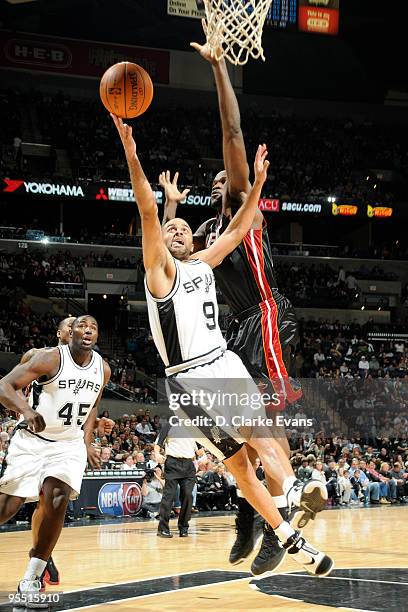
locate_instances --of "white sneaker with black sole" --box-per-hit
[15,576,49,609]
[286,479,328,529]
[284,530,334,577]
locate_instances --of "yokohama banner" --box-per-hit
[0,30,169,83]
[298,0,339,35]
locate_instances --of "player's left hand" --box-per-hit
[97,417,115,436]
[87,444,101,469]
[190,19,222,65]
[254,144,269,184]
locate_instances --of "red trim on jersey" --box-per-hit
[243,227,301,408]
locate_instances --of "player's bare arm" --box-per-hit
[111,113,176,298]
[195,144,269,269]
[0,348,61,432]
[83,361,111,468]
[191,27,250,197]
[160,170,190,226]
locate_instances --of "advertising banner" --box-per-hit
[0,30,170,83]
[298,0,339,35]
[167,0,204,19]
[1,178,395,218]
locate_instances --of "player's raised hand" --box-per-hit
[190,19,221,65]
[159,170,190,203]
[110,113,137,160]
[22,406,46,433]
[254,144,269,184]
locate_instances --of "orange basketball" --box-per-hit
[99,61,154,119]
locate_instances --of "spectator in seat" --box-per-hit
[388,461,408,501]
[203,464,229,511]
[379,462,398,503]
[141,466,165,517]
[100,446,115,469]
[337,468,352,505]
[358,355,370,379]
[136,415,155,442]
[311,460,327,485]
[366,460,392,504]
[358,459,382,504]
[121,453,138,470]
[297,458,312,482]
[325,460,340,504]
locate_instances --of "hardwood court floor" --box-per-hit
[0,507,407,611]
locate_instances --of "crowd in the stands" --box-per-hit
[2,88,407,204]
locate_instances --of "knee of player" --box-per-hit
[45,488,70,512]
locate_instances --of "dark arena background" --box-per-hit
[0,1,407,611]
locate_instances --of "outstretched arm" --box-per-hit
[111,114,175,298]
[195,145,269,269]
[191,29,250,200]
[159,171,190,226]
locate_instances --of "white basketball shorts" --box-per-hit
[0,428,87,501]
[167,349,268,460]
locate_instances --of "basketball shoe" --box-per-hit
[16,576,49,609]
[42,556,60,585]
[283,530,334,576]
[285,479,328,529]
[229,498,263,564]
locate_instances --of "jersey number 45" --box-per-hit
[58,402,91,427]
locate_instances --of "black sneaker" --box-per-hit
[284,530,334,577]
[157,530,173,538]
[43,556,60,586]
[229,509,263,565]
[250,524,286,576]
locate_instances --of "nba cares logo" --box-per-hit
[98,482,142,517]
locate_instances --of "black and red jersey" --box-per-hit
[203,213,279,315]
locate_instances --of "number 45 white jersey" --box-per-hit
[145,258,226,376]
[28,344,104,441]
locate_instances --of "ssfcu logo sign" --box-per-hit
[98,482,142,517]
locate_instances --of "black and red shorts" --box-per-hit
[226,289,301,410]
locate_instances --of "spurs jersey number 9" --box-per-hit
[29,344,104,441]
[145,258,226,375]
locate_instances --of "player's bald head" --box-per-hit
[162,218,193,261]
[71,315,98,330]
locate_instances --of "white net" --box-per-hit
[202,0,272,66]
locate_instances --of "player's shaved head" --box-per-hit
[162,218,193,261]
[71,315,98,330]
[57,316,75,331]
[56,316,76,345]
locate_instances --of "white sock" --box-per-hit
[274,520,296,545]
[272,495,287,509]
[282,476,297,496]
[23,557,47,580]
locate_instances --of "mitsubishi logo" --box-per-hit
[96,188,108,201]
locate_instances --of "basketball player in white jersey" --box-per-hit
[112,113,333,577]
[0,314,110,605]
[18,316,114,589]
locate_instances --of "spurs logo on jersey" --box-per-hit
[28,344,104,441]
[145,258,226,375]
